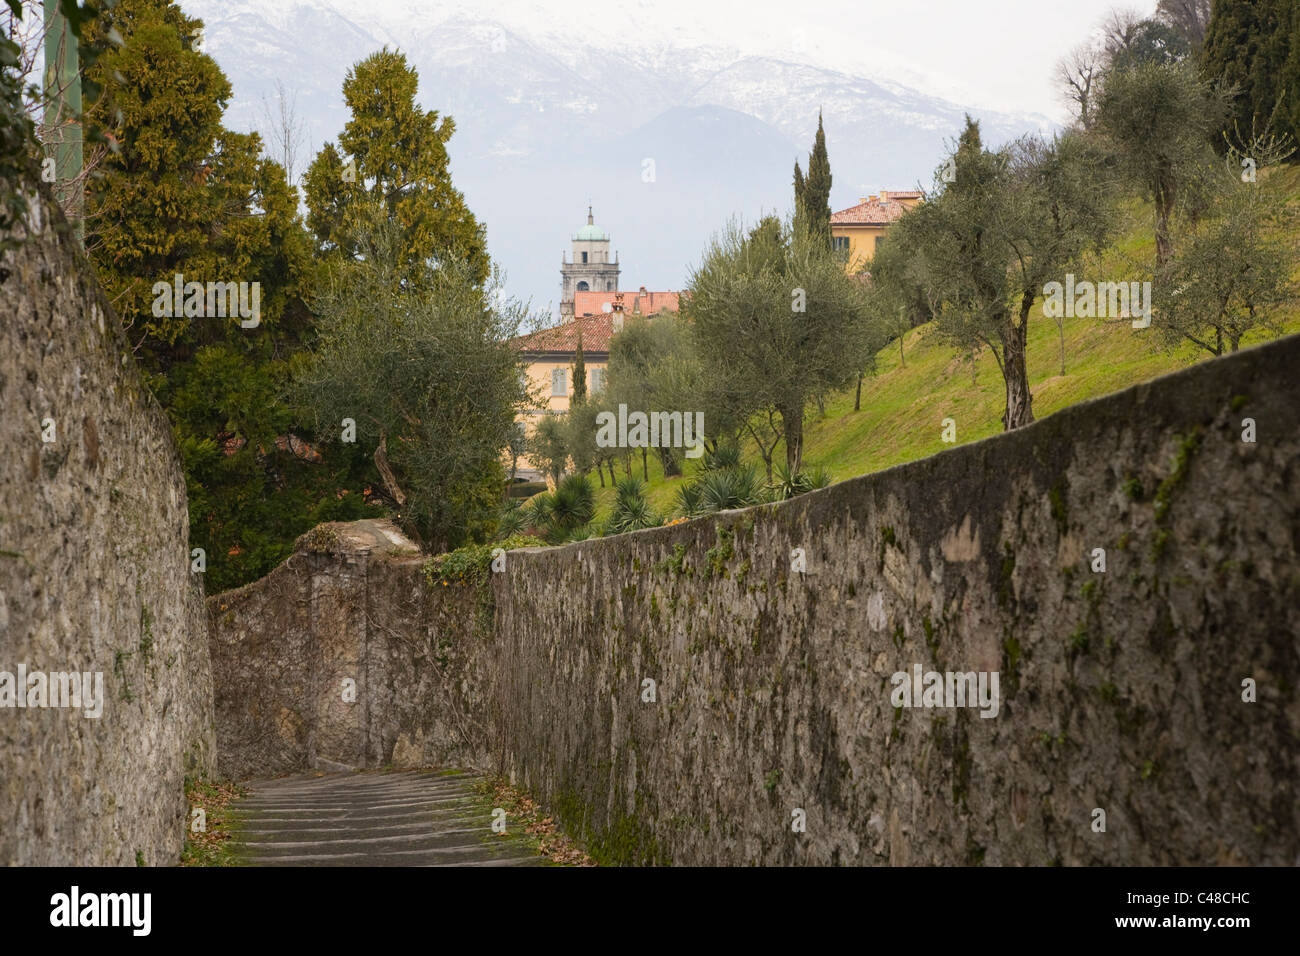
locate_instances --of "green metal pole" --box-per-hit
[42,0,83,244]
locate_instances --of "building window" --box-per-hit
[833,236,850,251]
[590,368,605,393]
[581,252,588,263]
[576,280,589,292]
[552,368,567,396]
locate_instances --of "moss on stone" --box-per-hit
[300,525,341,554]
[1048,479,1069,536]
[1001,632,1022,695]
[704,526,736,580]
[1153,427,1204,524]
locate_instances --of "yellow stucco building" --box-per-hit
[830,189,923,274]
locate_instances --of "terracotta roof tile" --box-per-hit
[831,196,911,226]
[512,311,620,355]
[573,289,680,317]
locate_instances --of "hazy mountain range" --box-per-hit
[188,0,1055,317]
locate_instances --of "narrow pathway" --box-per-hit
[230,769,550,867]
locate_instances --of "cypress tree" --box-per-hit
[572,329,587,405]
[1202,0,1299,154]
[802,112,833,239]
[793,159,806,227]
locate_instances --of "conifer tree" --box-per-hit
[572,329,587,405]
[304,48,488,287]
[1202,0,1299,154]
[80,0,363,592]
[801,113,833,239]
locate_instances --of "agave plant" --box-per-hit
[805,465,833,491]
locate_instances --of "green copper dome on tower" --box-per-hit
[575,205,608,241]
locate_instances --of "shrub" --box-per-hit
[606,475,662,535]
[684,466,768,516]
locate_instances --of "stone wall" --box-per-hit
[0,183,216,865]
[209,334,1300,866]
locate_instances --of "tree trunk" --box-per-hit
[1154,173,1176,267]
[374,431,407,506]
[641,447,648,481]
[854,373,863,412]
[1001,305,1035,431]
[1057,317,1066,376]
[779,404,804,475]
[658,447,681,477]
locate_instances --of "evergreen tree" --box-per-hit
[792,160,806,224]
[303,48,488,287]
[1202,0,1298,154]
[880,120,1113,431]
[80,0,368,592]
[688,213,872,476]
[800,112,832,239]
[1095,61,1227,264]
[572,330,587,405]
[82,0,232,352]
[297,224,524,551]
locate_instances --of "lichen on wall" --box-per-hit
[210,334,1300,866]
[0,182,216,865]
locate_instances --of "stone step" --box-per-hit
[229,769,551,868]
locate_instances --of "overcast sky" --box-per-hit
[345,0,1160,121]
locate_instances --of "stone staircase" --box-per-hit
[230,770,550,867]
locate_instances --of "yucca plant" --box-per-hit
[495,500,527,539]
[550,474,595,537]
[805,465,833,491]
[673,479,705,518]
[614,474,647,509]
[566,521,601,542]
[520,492,554,532]
[695,466,767,513]
[606,476,662,535]
[771,462,834,500]
[703,440,741,472]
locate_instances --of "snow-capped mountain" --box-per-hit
[186,0,1055,315]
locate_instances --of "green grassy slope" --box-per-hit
[584,167,1300,524]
